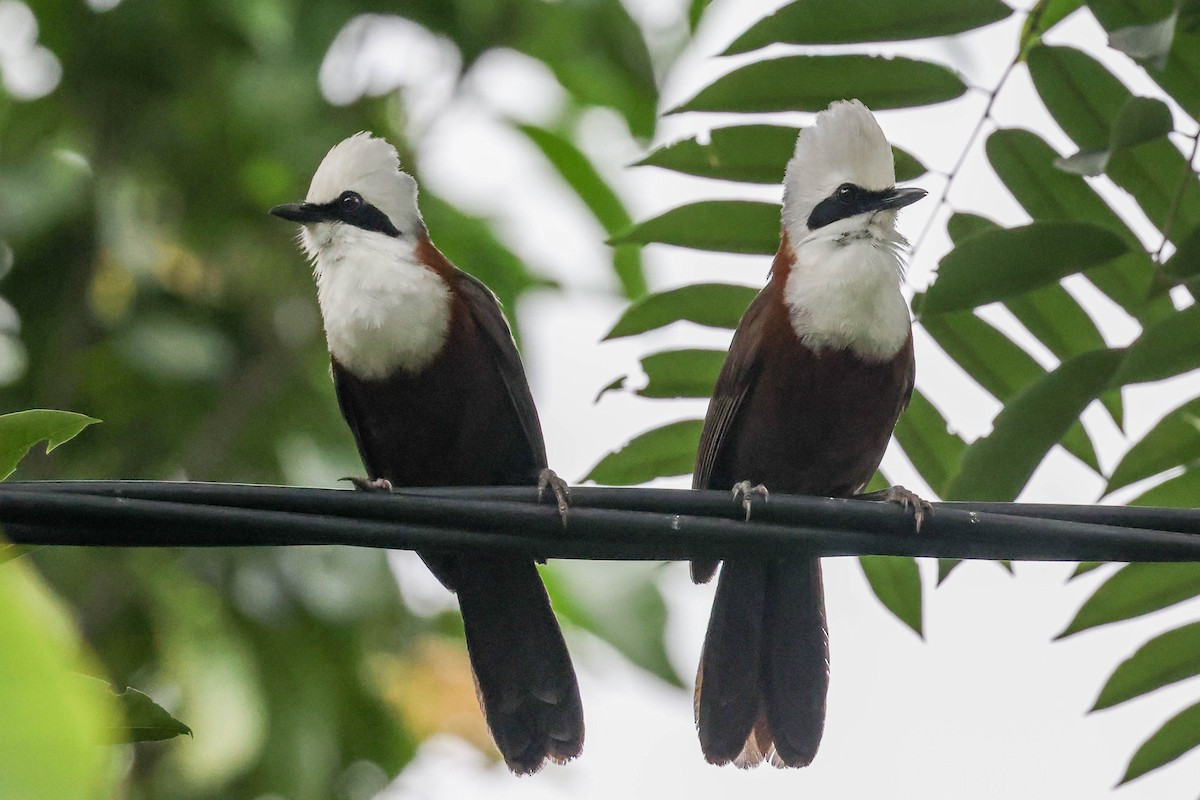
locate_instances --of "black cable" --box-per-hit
[1,481,1199,562]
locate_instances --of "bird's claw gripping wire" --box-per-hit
[343,476,394,493]
[857,484,932,532]
[538,468,571,527]
[731,480,769,522]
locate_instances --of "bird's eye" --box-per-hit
[836,184,856,203]
[340,192,363,214]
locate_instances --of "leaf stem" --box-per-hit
[912,55,1020,260]
[1153,121,1200,265]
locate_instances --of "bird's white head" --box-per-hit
[271,132,426,260]
[271,133,452,379]
[781,99,924,250]
[777,100,925,361]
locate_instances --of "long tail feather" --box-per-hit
[454,556,584,774]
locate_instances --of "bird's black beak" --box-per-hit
[270,202,331,224]
[871,186,927,212]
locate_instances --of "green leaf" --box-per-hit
[0,561,118,800]
[72,676,191,743]
[918,310,1045,401]
[1027,46,1200,245]
[613,201,780,254]
[1056,96,1174,176]
[947,349,1124,500]
[688,0,710,30]
[859,556,923,636]
[985,127,1156,320]
[604,283,758,340]
[636,125,927,185]
[1072,561,1104,578]
[585,419,703,485]
[518,124,646,298]
[946,212,1000,243]
[1108,11,1179,70]
[1107,396,1200,492]
[669,55,967,114]
[638,349,726,399]
[1058,564,1200,639]
[1121,699,1200,783]
[914,309,1102,472]
[0,410,99,481]
[1089,0,1200,116]
[1115,304,1200,386]
[543,562,682,687]
[1129,464,1200,506]
[937,559,961,585]
[1163,223,1200,280]
[893,388,965,496]
[723,0,1012,53]
[943,212,1117,397]
[1020,0,1086,56]
[1093,621,1200,710]
[922,222,1128,315]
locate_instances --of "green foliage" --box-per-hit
[604,283,758,339]
[0,559,119,800]
[637,349,726,399]
[544,562,683,687]
[77,675,192,743]
[0,410,98,480]
[920,222,1128,314]
[670,55,967,115]
[637,125,926,184]
[585,419,703,485]
[599,3,1200,780]
[0,1,673,796]
[519,124,646,299]
[1057,563,1200,639]
[1121,700,1200,784]
[858,556,923,637]
[613,200,781,255]
[723,0,1011,53]
[946,350,1123,501]
[1093,622,1200,710]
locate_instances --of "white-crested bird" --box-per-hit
[691,100,928,768]
[271,133,583,774]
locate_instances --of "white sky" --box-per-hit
[333,1,1200,797]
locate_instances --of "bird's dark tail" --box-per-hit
[695,558,828,767]
[453,555,584,774]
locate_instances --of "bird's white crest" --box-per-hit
[297,132,451,378]
[779,100,914,361]
[305,131,425,241]
[782,99,896,237]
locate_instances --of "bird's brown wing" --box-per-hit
[692,287,774,494]
[690,286,775,583]
[454,270,550,471]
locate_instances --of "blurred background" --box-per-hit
[4,0,1200,798]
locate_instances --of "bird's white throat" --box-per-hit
[307,223,452,379]
[783,213,912,362]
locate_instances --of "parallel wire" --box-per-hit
[1,481,1199,563]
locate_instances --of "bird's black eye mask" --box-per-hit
[270,190,401,237]
[806,183,894,230]
[315,191,402,236]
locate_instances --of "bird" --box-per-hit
[270,132,583,774]
[690,100,928,768]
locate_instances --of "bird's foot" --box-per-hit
[858,484,932,532]
[538,468,571,527]
[343,476,393,493]
[731,480,769,522]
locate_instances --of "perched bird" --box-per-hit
[270,133,583,774]
[691,100,928,768]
